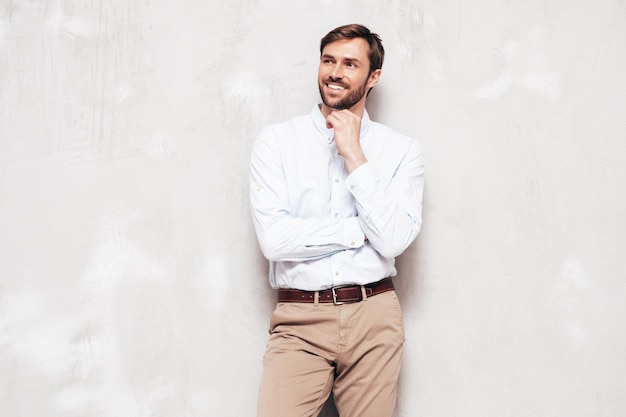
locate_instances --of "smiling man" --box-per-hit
[250,24,425,417]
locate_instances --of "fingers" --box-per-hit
[326,110,361,140]
[326,109,359,129]
[326,110,361,135]
[326,110,365,172]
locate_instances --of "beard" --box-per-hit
[318,77,369,110]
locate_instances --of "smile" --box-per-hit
[326,83,346,91]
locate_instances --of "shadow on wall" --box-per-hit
[365,88,383,121]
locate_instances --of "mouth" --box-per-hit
[325,82,348,91]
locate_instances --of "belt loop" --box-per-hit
[313,291,319,304]
[360,285,368,301]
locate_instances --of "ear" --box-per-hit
[367,69,381,89]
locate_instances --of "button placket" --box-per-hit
[329,152,344,219]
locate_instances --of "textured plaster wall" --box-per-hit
[1,1,625,416]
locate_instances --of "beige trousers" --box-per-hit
[257,290,405,417]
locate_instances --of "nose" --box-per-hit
[330,63,343,79]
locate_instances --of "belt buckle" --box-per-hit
[331,286,345,305]
[331,285,359,305]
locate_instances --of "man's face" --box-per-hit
[318,38,377,111]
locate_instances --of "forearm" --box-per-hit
[347,146,424,258]
[251,213,365,262]
[355,195,422,259]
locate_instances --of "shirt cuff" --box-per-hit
[345,162,377,198]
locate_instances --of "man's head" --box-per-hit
[318,24,384,113]
[320,24,385,74]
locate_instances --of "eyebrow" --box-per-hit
[321,53,362,64]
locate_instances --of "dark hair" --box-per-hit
[320,24,384,73]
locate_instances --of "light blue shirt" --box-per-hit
[250,104,425,290]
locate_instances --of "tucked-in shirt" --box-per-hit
[250,104,425,291]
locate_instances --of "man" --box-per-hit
[250,24,425,417]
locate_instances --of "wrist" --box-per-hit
[343,151,367,173]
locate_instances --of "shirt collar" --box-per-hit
[311,104,372,144]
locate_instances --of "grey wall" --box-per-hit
[1,1,625,416]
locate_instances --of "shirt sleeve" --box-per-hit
[345,139,425,259]
[250,128,365,262]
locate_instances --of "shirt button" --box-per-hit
[349,185,355,190]
[335,271,340,276]
[350,241,356,246]
[334,179,340,183]
[334,213,339,218]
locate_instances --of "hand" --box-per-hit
[326,110,368,172]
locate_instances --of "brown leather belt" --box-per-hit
[277,277,394,305]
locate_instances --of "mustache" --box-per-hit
[323,77,349,88]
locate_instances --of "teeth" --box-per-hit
[327,83,345,90]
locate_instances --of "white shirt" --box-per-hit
[250,104,425,290]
